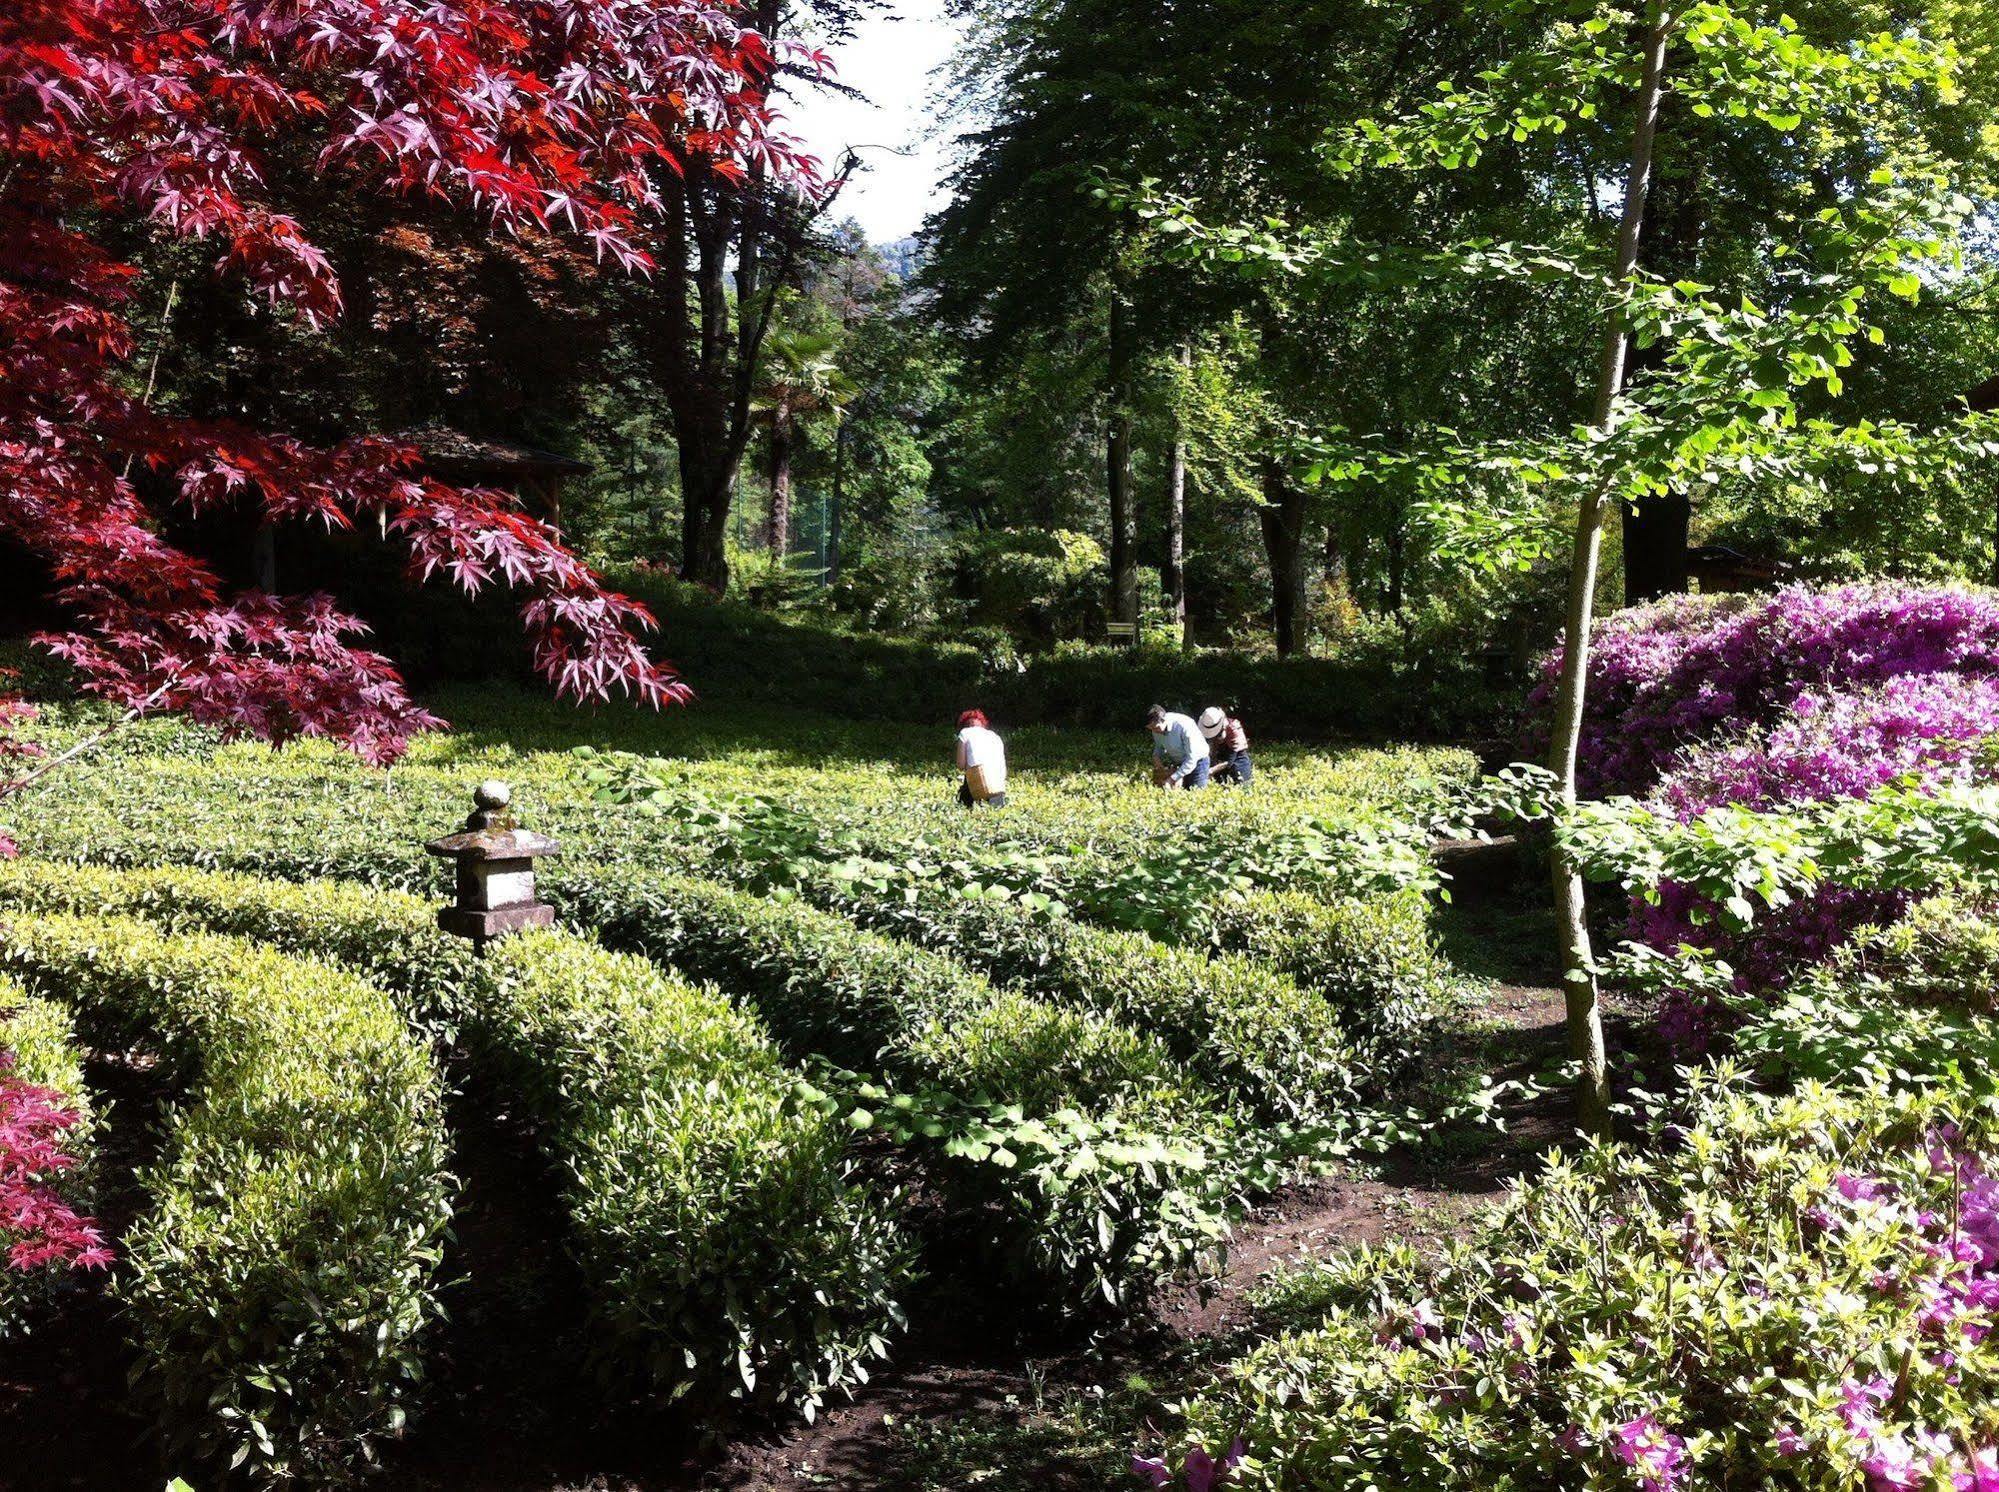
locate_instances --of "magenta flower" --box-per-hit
[1956,1447,1999,1491]
[1836,1173,1890,1203]
[1860,1431,1939,1491]
[1839,1377,1894,1440]
[1131,1439,1245,1492]
[1614,1414,1689,1492]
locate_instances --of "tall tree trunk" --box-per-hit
[1386,524,1405,613]
[1166,344,1190,648]
[1619,157,1706,601]
[829,416,846,587]
[765,400,794,558]
[1544,1,1675,1139]
[678,429,734,591]
[1106,295,1138,627]
[1259,461,1308,657]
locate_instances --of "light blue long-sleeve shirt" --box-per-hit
[1151,712,1211,783]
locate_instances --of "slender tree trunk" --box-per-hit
[1166,344,1190,648]
[829,416,846,587]
[1259,461,1308,657]
[1544,1,1675,1139]
[1106,295,1138,628]
[1620,161,1706,601]
[765,400,794,558]
[1386,524,1406,613]
[678,430,734,591]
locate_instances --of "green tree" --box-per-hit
[1111,0,1995,1129]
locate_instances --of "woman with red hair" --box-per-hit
[955,709,1008,808]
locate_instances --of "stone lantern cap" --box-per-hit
[424,823,562,862]
[425,779,562,862]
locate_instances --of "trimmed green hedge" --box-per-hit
[0,861,913,1421]
[474,929,912,1413]
[0,984,91,1135]
[0,860,1242,1317]
[810,887,1364,1123]
[568,868,1182,1113]
[562,867,1242,1308]
[1208,889,1458,1065]
[0,912,453,1485]
[0,983,96,1341]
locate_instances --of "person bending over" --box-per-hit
[1146,704,1210,790]
[1199,706,1253,787]
[956,709,1008,807]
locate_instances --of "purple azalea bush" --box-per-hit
[1529,583,1999,799]
[1527,584,1999,1043]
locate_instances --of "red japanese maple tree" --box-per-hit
[0,0,822,822]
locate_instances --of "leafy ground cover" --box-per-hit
[12,595,1993,1491]
[0,684,1499,1487]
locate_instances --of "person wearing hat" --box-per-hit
[955,709,1008,807]
[1200,706,1254,787]
[1146,704,1211,789]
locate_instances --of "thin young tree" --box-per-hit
[1542,2,1675,1134]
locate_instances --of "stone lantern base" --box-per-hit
[438,902,556,942]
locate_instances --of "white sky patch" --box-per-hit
[784,0,963,244]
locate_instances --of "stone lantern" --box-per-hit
[426,779,559,948]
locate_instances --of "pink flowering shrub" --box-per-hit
[0,1051,109,1334]
[1654,674,1999,820]
[1179,1080,1999,1492]
[1529,583,1999,798]
[1527,587,1999,1038]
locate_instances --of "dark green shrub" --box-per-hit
[603,568,1519,739]
[0,861,914,1422]
[957,529,1103,644]
[0,912,453,1485]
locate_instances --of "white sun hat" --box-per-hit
[1197,707,1226,739]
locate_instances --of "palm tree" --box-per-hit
[756,328,856,560]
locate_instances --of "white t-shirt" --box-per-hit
[957,725,1007,791]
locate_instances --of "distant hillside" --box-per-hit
[877,237,923,279]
